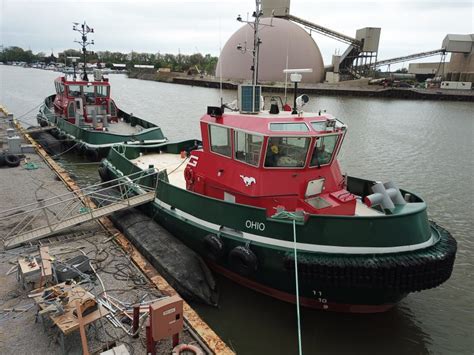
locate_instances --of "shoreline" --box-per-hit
[128,71,474,102]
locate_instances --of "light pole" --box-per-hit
[73,21,94,81]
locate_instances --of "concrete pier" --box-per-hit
[0,106,234,355]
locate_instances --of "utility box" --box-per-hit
[8,136,22,154]
[150,295,184,341]
[356,27,381,52]
[262,0,290,17]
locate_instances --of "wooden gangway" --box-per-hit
[1,169,157,249]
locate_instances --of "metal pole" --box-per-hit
[292,220,303,355]
[292,82,298,114]
[132,305,140,338]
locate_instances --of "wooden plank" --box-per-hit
[39,246,52,284]
[75,300,90,355]
[35,284,109,336]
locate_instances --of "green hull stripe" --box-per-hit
[154,198,437,255]
[40,96,166,146]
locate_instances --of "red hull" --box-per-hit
[207,261,397,314]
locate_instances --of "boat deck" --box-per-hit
[355,200,384,216]
[129,153,384,217]
[94,120,144,135]
[130,153,187,189]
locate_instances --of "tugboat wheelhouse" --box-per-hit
[190,111,353,217]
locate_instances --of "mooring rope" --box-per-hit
[271,209,304,355]
[12,101,43,126]
[293,219,303,355]
[51,142,80,158]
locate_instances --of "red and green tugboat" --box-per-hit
[101,98,456,312]
[100,5,456,311]
[37,22,166,161]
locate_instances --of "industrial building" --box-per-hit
[216,0,474,86]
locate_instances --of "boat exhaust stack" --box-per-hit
[364,181,407,211]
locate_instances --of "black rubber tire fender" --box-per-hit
[85,147,100,162]
[0,153,5,167]
[37,114,47,127]
[202,234,225,261]
[5,154,21,167]
[229,246,258,276]
[98,166,110,182]
[50,128,60,138]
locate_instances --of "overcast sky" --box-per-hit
[1,0,473,66]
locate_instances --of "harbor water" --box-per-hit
[1,65,473,354]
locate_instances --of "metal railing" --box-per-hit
[1,169,158,249]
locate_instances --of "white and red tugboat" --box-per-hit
[100,3,456,312]
[37,22,166,161]
[101,93,456,312]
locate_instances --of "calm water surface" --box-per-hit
[1,66,473,354]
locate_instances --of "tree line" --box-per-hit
[1,46,219,74]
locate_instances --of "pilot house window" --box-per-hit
[234,131,263,166]
[96,85,109,97]
[264,137,310,168]
[68,85,81,97]
[310,135,338,166]
[209,125,231,157]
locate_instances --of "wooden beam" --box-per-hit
[75,300,90,355]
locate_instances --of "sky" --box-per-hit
[1,0,473,67]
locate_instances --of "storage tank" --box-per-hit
[216,18,325,83]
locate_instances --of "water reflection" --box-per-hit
[195,275,432,355]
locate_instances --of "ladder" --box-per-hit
[1,169,158,249]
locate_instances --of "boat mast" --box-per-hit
[237,0,264,86]
[73,21,94,81]
[252,0,263,86]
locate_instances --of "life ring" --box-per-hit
[184,167,195,184]
[5,154,21,167]
[203,234,225,261]
[229,246,258,276]
[172,344,204,355]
